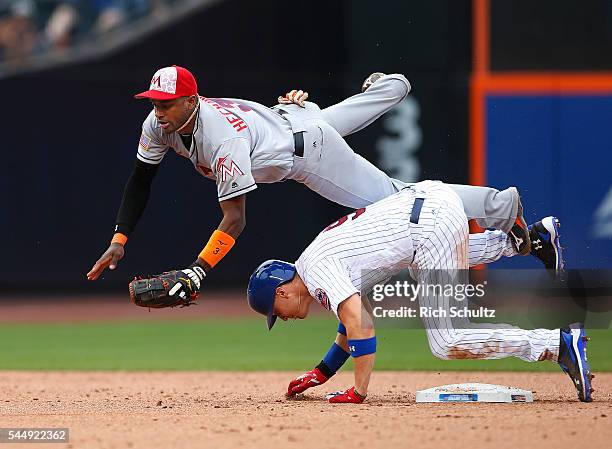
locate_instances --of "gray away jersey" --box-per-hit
[137,97,294,201]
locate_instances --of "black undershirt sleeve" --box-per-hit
[114,159,160,236]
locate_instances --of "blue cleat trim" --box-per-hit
[541,216,563,274]
[530,216,565,277]
[559,323,593,402]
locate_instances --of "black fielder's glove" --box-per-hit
[128,266,206,308]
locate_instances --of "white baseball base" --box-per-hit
[415,383,533,403]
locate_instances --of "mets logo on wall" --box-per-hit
[314,288,330,310]
[216,155,244,182]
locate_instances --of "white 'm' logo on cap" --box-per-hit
[149,67,177,94]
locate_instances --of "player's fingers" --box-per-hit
[287,90,297,100]
[86,253,112,279]
[288,383,303,395]
[109,253,121,270]
[290,380,311,395]
[86,266,99,281]
[87,259,108,280]
[298,91,308,106]
[287,379,301,395]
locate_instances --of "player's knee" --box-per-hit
[389,74,411,99]
[374,75,411,102]
[438,343,484,360]
[428,342,454,360]
[429,340,470,360]
[432,350,452,361]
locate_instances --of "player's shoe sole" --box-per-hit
[508,195,531,256]
[362,72,386,92]
[528,216,564,277]
[558,323,593,402]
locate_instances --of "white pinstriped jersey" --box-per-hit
[295,181,458,317]
[137,97,294,201]
[293,181,562,364]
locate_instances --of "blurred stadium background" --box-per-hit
[0,0,610,371]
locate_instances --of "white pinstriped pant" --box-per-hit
[410,183,560,362]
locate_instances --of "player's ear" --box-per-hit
[275,286,287,298]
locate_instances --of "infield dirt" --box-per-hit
[1,371,610,449]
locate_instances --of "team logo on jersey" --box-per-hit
[314,288,330,310]
[216,156,244,182]
[139,133,152,151]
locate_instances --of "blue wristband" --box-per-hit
[322,342,350,374]
[337,322,347,336]
[347,336,377,357]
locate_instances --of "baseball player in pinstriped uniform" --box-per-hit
[247,181,593,403]
[87,66,531,303]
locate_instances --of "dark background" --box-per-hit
[490,0,612,71]
[1,0,611,292]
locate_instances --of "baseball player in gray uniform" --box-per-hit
[247,181,593,403]
[87,66,531,302]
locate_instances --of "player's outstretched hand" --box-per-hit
[286,368,328,397]
[326,387,366,404]
[87,243,125,280]
[278,89,308,107]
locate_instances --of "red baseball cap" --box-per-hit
[134,65,198,100]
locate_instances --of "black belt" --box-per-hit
[277,109,305,157]
[410,198,424,224]
[293,132,304,157]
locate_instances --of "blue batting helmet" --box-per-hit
[247,259,297,330]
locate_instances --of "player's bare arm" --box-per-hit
[129,193,248,306]
[333,293,376,402]
[194,193,246,272]
[216,195,246,247]
[286,294,376,404]
[286,329,349,397]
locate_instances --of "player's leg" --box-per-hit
[468,230,517,266]
[315,72,527,242]
[414,191,560,362]
[468,216,564,277]
[300,91,527,247]
[320,74,411,137]
[286,121,406,208]
[289,107,527,256]
[447,184,522,236]
[317,73,524,233]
